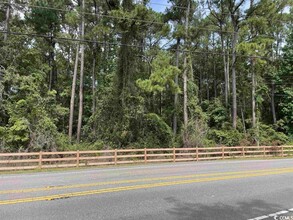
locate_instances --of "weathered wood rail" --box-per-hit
[0,146,292,171]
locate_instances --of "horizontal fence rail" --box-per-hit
[0,146,292,171]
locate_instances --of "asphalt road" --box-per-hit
[1,159,293,220]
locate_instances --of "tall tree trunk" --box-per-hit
[231,24,238,129]
[4,0,11,41]
[68,44,80,141]
[77,0,85,143]
[271,83,277,124]
[251,59,256,128]
[251,58,259,146]
[205,47,210,101]
[48,39,57,91]
[91,57,97,136]
[221,35,229,107]
[241,103,246,134]
[92,47,97,116]
[226,44,230,99]
[213,58,217,98]
[206,72,210,100]
[199,67,203,104]
[229,0,246,129]
[173,38,180,136]
[183,59,188,139]
[183,0,190,147]
[212,33,217,98]
[251,0,257,129]
[92,0,99,129]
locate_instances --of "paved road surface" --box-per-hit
[1,159,293,220]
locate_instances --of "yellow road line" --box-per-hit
[1,168,293,205]
[1,167,293,195]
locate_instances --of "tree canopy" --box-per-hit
[0,0,292,152]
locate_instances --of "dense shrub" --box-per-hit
[208,129,244,146]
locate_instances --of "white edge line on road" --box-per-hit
[248,216,269,220]
[275,211,289,215]
[255,216,269,220]
[249,209,293,220]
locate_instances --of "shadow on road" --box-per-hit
[165,197,283,220]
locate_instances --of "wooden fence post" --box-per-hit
[38,151,42,169]
[6,145,293,172]
[114,149,117,165]
[76,150,80,167]
[222,146,225,159]
[173,148,176,162]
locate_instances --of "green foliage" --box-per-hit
[202,99,229,129]
[180,116,212,148]
[1,47,67,151]
[144,113,173,145]
[7,118,30,142]
[247,124,288,146]
[137,52,181,94]
[65,11,79,28]
[277,31,293,134]
[208,129,244,147]
[60,139,108,152]
[1,0,293,152]
[26,0,61,34]
[133,113,173,148]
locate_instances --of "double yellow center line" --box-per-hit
[1,167,293,205]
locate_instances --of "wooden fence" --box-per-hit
[0,146,293,171]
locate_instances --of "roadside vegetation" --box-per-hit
[0,0,292,152]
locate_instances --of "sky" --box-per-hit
[148,0,170,13]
